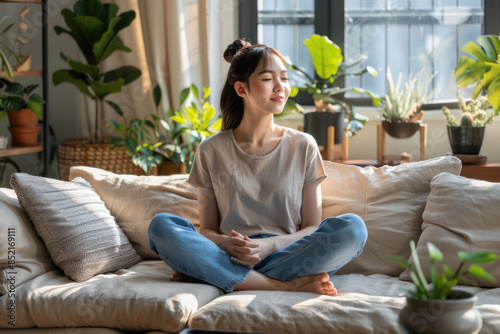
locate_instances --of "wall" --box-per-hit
[275,107,500,164]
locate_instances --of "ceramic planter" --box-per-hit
[399,290,482,334]
[382,121,421,139]
[7,109,41,146]
[447,126,485,155]
[303,111,345,145]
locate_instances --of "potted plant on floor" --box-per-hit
[52,0,142,179]
[0,78,44,146]
[442,95,497,157]
[387,241,498,334]
[287,34,380,146]
[378,66,436,138]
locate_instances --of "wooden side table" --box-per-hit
[460,163,500,182]
[377,123,427,164]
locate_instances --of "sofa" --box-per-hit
[1,155,499,334]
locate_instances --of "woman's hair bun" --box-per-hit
[223,38,251,63]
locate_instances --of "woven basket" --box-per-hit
[58,138,153,181]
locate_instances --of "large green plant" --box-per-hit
[387,241,498,300]
[287,34,380,135]
[0,78,44,120]
[52,0,141,142]
[455,35,500,112]
[166,84,222,173]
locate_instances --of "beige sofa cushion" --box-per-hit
[400,173,500,287]
[69,166,199,259]
[11,173,141,282]
[189,273,500,334]
[0,189,56,296]
[321,156,462,276]
[0,260,223,332]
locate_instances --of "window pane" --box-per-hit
[344,0,484,101]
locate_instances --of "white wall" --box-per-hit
[276,107,500,164]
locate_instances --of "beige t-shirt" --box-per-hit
[187,127,326,236]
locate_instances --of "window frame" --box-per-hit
[239,0,500,110]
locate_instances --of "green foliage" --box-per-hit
[165,84,222,173]
[0,78,44,120]
[52,0,141,141]
[106,100,165,175]
[455,35,500,112]
[286,34,380,136]
[0,16,19,82]
[385,241,498,300]
[442,95,497,127]
[379,66,436,122]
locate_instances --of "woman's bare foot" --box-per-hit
[281,272,337,296]
[170,271,206,284]
[234,270,337,296]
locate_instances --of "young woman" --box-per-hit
[148,39,367,296]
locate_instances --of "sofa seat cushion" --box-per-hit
[188,274,500,334]
[0,260,223,332]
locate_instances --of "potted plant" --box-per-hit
[387,241,498,334]
[455,35,500,113]
[0,78,44,146]
[378,66,436,138]
[166,84,222,173]
[106,84,184,176]
[53,0,142,179]
[442,95,497,156]
[1,11,32,81]
[287,34,380,145]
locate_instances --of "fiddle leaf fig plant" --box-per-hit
[287,34,380,136]
[386,241,498,300]
[52,0,141,142]
[455,35,500,112]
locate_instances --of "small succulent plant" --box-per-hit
[442,95,497,127]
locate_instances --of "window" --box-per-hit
[239,0,500,108]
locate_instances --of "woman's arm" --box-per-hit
[231,179,323,264]
[197,188,260,266]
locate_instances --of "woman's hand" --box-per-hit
[218,230,262,267]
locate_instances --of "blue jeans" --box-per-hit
[148,213,367,292]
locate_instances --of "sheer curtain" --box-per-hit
[80,0,238,137]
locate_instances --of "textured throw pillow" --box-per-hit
[69,166,199,259]
[321,156,462,276]
[399,173,500,287]
[10,173,141,282]
[0,189,56,295]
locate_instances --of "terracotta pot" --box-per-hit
[7,109,39,127]
[447,125,485,155]
[399,290,482,334]
[382,121,421,138]
[8,126,40,146]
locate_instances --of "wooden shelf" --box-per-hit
[0,0,41,3]
[0,70,43,77]
[0,145,42,158]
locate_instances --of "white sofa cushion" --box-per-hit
[0,260,223,332]
[321,156,462,276]
[0,189,56,296]
[400,173,500,287]
[10,173,141,282]
[69,166,199,259]
[188,273,500,334]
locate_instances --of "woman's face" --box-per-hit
[239,53,291,116]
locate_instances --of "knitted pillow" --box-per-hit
[10,173,141,282]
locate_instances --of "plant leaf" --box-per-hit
[383,255,412,269]
[303,34,343,80]
[153,84,162,108]
[427,242,444,262]
[468,265,497,283]
[458,251,499,264]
